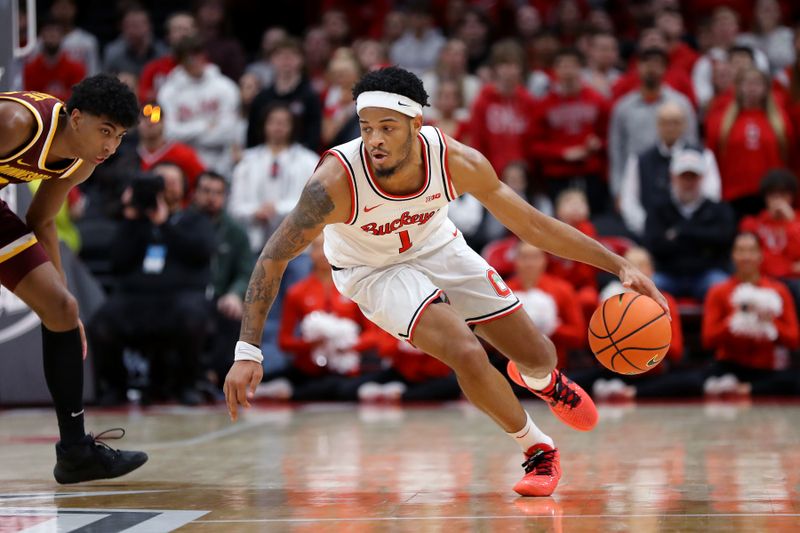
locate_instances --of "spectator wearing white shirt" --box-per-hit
[620,102,720,236]
[390,1,445,77]
[158,35,241,177]
[229,102,319,252]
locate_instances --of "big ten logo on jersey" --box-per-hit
[487,269,512,298]
[426,192,441,203]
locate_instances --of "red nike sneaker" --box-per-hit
[513,443,561,497]
[507,362,598,431]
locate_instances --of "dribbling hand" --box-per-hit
[223,361,263,422]
[619,263,671,320]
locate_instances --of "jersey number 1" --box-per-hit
[397,230,413,253]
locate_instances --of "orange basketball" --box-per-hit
[588,292,671,375]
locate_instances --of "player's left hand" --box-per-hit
[619,263,671,319]
[78,319,87,360]
[224,361,263,422]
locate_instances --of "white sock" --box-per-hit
[521,370,554,391]
[507,411,554,452]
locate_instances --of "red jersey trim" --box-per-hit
[465,299,523,326]
[360,133,431,201]
[406,289,444,343]
[320,149,358,225]
[434,127,457,200]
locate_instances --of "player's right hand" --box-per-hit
[223,361,263,422]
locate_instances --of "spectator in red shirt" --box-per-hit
[701,232,799,394]
[469,39,537,175]
[611,27,697,106]
[24,17,86,102]
[548,189,600,321]
[506,242,586,370]
[655,8,700,77]
[256,236,379,401]
[137,12,197,104]
[740,169,800,308]
[427,79,470,142]
[621,233,799,398]
[706,67,794,218]
[136,103,206,205]
[531,47,610,214]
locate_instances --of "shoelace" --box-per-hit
[90,428,126,456]
[521,448,556,475]
[544,371,581,409]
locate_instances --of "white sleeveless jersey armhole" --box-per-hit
[323,126,460,268]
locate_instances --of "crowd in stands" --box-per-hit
[10,0,800,404]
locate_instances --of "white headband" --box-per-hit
[356,91,423,118]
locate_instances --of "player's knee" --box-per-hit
[442,336,488,378]
[41,292,80,330]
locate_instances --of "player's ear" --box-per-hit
[69,108,83,130]
[411,114,423,134]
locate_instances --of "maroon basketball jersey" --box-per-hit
[0,91,83,189]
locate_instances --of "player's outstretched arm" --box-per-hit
[446,135,670,316]
[224,156,352,420]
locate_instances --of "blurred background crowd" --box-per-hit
[7,0,800,406]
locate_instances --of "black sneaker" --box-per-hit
[53,428,148,484]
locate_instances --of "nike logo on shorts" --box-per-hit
[364,203,384,212]
[71,410,84,417]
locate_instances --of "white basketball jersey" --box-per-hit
[323,126,459,268]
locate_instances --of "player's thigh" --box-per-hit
[332,264,443,341]
[11,262,79,330]
[418,238,520,325]
[410,301,488,374]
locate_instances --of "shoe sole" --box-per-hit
[507,362,597,431]
[54,453,149,485]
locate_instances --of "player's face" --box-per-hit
[71,111,126,164]
[359,107,420,178]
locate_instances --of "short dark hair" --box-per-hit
[728,45,755,60]
[554,47,584,65]
[270,37,303,58]
[67,74,139,128]
[198,170,228,190]
[174,34,205,63]
[352,66,429,108]
[760,168,798,197]
[638,46,669,65]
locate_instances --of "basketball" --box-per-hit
[588,292,671,375]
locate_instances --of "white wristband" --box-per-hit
[234,341,264,363]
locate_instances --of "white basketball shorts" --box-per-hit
[331,236,522,341]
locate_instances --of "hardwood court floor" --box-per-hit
[1,400,799,532]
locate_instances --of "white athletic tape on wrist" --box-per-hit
[234,341,264,363]
[356,91,423,118]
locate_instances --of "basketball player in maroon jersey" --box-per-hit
[0,75,147,483]
[225,67,668,496]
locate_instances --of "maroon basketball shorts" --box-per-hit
[0,198,49,290]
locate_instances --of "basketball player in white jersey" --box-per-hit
[225,67,668,496]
